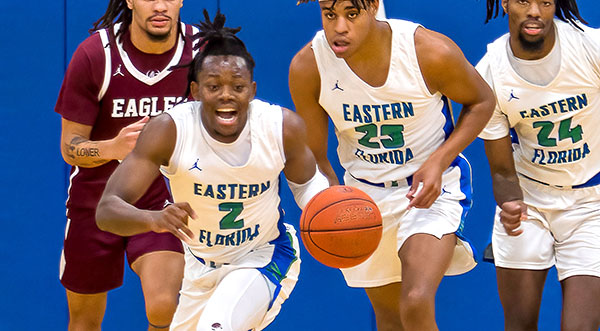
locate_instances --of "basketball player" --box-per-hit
[54,0,197,329]
[289,0,496,329]
[478,0,600,329]
[96,10,328,331]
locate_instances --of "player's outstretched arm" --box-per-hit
[60,117,150,168]
[289,43,339,186]
[407,27,496,209]
[96,114,195,242]
[484,136,527,236]
[282,107,329,209]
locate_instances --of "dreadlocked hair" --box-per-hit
[485,0,587,30]
[297,0,377,10]
[175,9,256,99]
[90,0,183,41]
[90,0,132,40]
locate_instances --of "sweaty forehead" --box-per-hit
[202,55,249,75]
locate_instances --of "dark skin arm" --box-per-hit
[484,136,527,236]
[95,114,196,242]
[281,107,321,185]
[289,42,339,186]
[408,27,496,208]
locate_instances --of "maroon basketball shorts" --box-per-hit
[60,207,183,294]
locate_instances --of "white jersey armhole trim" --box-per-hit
[277,106,286,164]
[192,25,200,58]
[97,29,111,101]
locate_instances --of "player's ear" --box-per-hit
[501,0,508,13]
[250,81,257,99]
[190,81,200,99]
[369,0,379,16]
[125,0,134,10]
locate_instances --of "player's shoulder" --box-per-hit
[71,31,107,65]
[165,100,198,118]
[414,27,460,58]
[289,41,321,94]
[249,99,283,116]
[290,41,318,74]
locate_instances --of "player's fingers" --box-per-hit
[177,225,195,241]
[123,123,147,133]
[125,131,142,139]
[520,211,528,221]
[499,209,522,223]
[503,222,523,236]
[175,202,198,220]
[132,116,150,125]
[167,225,192,243]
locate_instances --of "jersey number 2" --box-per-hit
[219,202,244,229]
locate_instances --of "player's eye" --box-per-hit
[347,11,359,19]
[324,12,336,20]
[234,85,245,92]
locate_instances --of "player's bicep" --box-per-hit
[282,108,317,184]
[289,55,328,160]
[416,29,493,107]
[106,114,176,203]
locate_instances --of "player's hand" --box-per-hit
[499,200,527,236]
[406,161,444,209]
[149,202,197,244]
[110,116,150,160]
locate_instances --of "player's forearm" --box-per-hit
[491,171,523,206]
[96,195,156,236]
[61,135,115,167]
[430,102,494,168]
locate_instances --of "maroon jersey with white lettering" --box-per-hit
[55,23,197,211]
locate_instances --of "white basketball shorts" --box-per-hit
[340,156,477,288]
[492,175,600,281]
[171,223,300,330]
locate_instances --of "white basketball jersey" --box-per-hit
[312,19,452,183]
[161,100,286,262]
[478,20,600,186]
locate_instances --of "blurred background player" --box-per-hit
[96,10,328,331]
[289,0,495,330]
[54,0,198,329]
[478,0,600,329]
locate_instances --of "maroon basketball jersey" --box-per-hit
[55,23,198,211]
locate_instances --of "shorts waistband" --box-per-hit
[188,247,229,268]
[519,171,600,189]
[350,173,413,188]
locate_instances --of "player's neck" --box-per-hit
[509,24,556,61]
[128,24,178,54]
[344,21,391,86]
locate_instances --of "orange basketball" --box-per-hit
[300,185,382,269]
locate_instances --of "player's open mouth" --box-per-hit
[216,108,238,124]
[522,22,544,36]
[332,40,350,54]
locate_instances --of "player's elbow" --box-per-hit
[60,146,77,166]
[95,197,114,232]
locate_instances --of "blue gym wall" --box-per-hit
[0,0,598,330]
